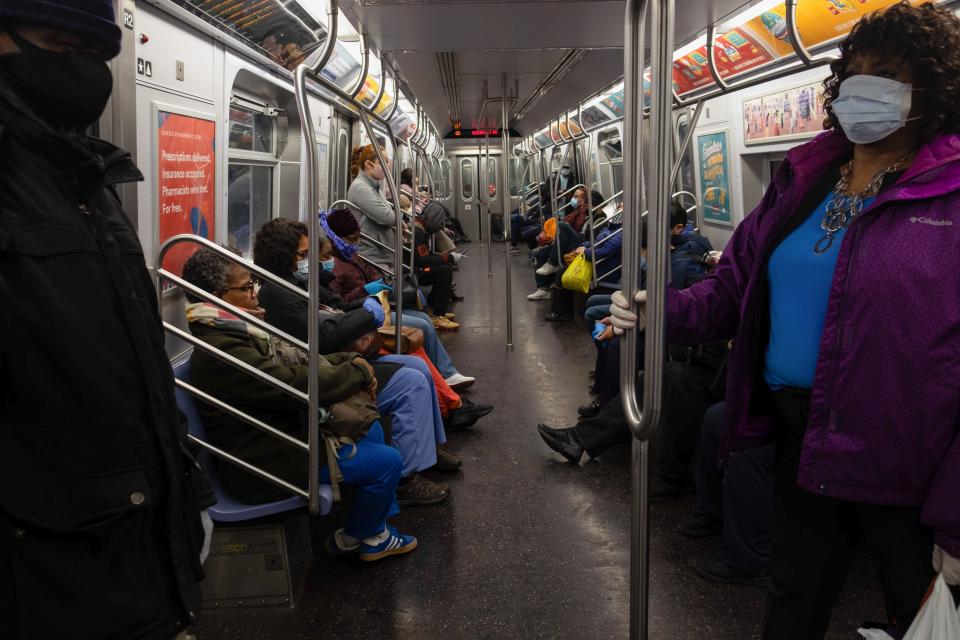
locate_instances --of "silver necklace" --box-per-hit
[814,154,911,254]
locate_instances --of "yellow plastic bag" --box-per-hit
[562,254,593,294]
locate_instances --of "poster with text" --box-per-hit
[157,110,216,277]
[697,131,733,225]
[743,80,826,144]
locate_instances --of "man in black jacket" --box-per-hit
[0,3,212,638]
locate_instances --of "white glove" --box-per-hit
[933,544,960,585]
[449,251,466,264]
[610,289,647,334]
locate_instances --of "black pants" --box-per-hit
[696,401,775,572]
[652,359,717,484]
[574,389,632,458]
[762,389,935,639]
[417,264,453,315]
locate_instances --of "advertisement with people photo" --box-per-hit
[743,80,826,144]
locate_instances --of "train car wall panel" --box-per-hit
[135,2,217,103]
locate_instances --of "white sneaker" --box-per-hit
[535,262,558,276]
[445,373,475,390]
[527,288,551,301]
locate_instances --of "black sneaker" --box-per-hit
[678,513,723,538]
[397,474,450,506]
[537,424,584,464]
[650,475,696,503]
[444,399,493,431]
[431,448,462,473]
[577,399,601,418]
[693,556,770,588]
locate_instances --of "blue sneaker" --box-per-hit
[359,526,418,562]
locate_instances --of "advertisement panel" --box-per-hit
[157,109,216,276]
[743,79,826,144]
[673,28,775,96]
[697,130,733,225]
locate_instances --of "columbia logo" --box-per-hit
[910,217,953,226]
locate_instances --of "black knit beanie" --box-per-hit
[0,0,122,59]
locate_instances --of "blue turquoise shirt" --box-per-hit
[764,192,874,390]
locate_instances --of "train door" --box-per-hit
[330,111,352,205]
[453,154,484,240]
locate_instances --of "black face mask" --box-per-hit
[0,30,112,130]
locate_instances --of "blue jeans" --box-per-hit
[319,421,402,540]
[376,357,447,477]
[585,294,613,326]
[391,309,458,378]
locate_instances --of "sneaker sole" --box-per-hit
[449,379,475,391]
[360,538,418,562]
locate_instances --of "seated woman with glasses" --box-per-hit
[181,248,417,561]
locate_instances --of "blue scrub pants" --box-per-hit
[376,355,447,477]
[391,310,458,378]
[319,421,401,540]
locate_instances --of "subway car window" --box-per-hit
[461,157,474,199]
[227,164,272,256]
[228,107,274,153]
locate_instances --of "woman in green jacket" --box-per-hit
[182,248,417,562]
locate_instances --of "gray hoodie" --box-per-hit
[347,172,397,266]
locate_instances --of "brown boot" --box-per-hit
[397,473,450,506]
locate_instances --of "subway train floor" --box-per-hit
[198,241,886,640]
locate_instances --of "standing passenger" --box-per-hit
[0,3,212,637]
[611,3,960,637]
[348,144,402,268]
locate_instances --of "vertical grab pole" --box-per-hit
[410,136,417,272]
[485,133,493,278]
[291,0,338,517]
[585,132,598,289]
[553,141,572,267]
[501,73,513,350]
[357,110,404,353]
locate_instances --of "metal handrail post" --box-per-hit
[786,0,814,66]
[408,138,416,272]
[501,72,513,350]
[349,32,370,98]
[552,142,571,216]
[485,134,493,278]
[294,64,321,516]
[670,101,705,229]
[585,136,598,288]
[357,110,405,352]
[705,25,730,93]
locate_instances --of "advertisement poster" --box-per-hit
[673,28,775,96]
[157,109,216,276]
[697,131,733,225]
[743,80,826,144]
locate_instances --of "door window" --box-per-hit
[461,158,474,200]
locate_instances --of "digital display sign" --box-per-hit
[445,127,520,139]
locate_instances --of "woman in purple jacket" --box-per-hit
[612,3,960,637]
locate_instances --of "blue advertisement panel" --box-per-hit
[697,130,732,226]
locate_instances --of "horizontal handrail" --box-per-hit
[176,379,309,452]
[158,234,307,301]
[187,434,309,500]
[556,182,587,201]
[158,269,308,352]
[164,323,308,403]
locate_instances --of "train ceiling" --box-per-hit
[340,0,754,135]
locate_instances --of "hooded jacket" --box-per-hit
[0,78,211,637]
[671,225,713,290]
[667,130,960,556]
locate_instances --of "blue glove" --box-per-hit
[364,279,393,295]
[362,297,386,327]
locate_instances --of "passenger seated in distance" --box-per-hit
[610,4,960,636]
[322,207,478,390]
[535,187,605,275]
[181,248,417,561]
[252,219,457,506]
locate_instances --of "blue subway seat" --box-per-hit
[172,358,333,522]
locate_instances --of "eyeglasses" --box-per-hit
[224,278,260,293]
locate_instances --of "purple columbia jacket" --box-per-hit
[667,130,960,556]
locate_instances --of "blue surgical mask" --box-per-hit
[296,259,309,276]
[831,75,920,144]
[569,197,579,209]
[640,256,647,271]
[560,167,572,177]
[320,258,335,272]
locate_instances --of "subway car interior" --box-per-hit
[5,0,960,638]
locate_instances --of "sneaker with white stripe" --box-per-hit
[359,526,418,562]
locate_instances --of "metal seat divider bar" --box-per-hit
[187,434,309,500]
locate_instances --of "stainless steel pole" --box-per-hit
[501,72,513,350]
[485,133,493,278]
